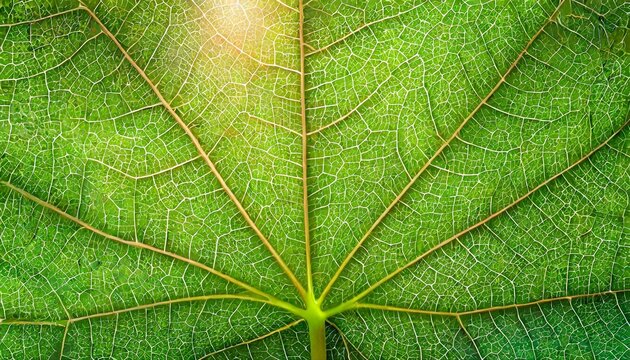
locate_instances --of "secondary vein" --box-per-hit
[318,0,568,304]
[79,2,307,301]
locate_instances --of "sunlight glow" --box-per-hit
[211,0,268,49]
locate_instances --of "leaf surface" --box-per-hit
[0,0,628,358]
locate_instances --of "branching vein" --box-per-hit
[318,0,568,303]
[0,181,300,315]
[198,319,303,359]
[351,289,628,318]
[78,2,307,301]
[305,4,424,56]
[328,118,628,310]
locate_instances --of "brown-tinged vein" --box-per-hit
[303,42,316,52]
[298,0,314,297]
[86,156,202,181]
[197,319,304,359]
[58,324,69,360]
[456,315,483,359]
[247,113,302,136]
[351,304,453,317]
[68,294,273,323]
[326,320,369,360]
[1,32,102,82]
[318,0,567,303]
[307,54,419,136]
[0,181,302,315]
[1,294,296,328]
[188,0,301,75]
[327,320,351,360]
[0,7,82,27]
[305,4,424,57]
[460,289,628,317]
[327,118,627,311]
[77,3,307,301]
[86,103,163,123]
[350,289,627,317]
[0,320,67,327]
[274,0,299,13]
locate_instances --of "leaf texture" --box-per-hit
[0,0,628,358]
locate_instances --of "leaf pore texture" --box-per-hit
[0,0,628,358]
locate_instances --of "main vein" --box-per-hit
[318,0,567,304]
[78,2,307,301]
[298,0,314,297]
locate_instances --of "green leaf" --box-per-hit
[0,0,628,358]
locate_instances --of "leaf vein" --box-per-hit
[318,0,568,304]
[78,2,307,301]
[329,117,628,310]
[350,289,628,317]
[198,319,303,359]
[0,181,300,314]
